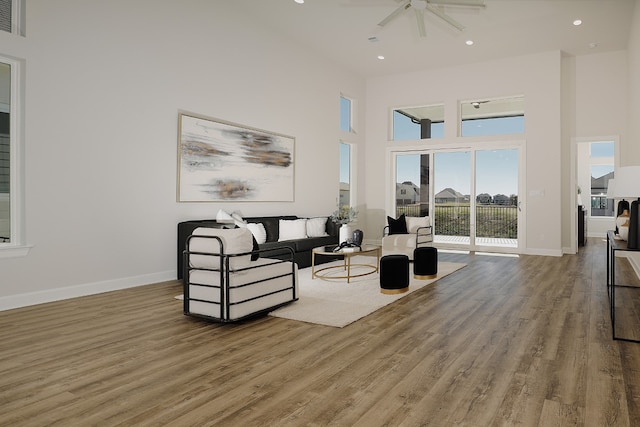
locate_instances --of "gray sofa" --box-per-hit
[177,215,339,280]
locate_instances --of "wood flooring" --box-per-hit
[1,237,640,426]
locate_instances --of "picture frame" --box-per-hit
[177,112,295,202]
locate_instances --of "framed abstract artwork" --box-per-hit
[177,112,295,202]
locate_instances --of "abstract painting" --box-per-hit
[177,112,295,202]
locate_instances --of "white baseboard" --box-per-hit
[524,248,563,257]
[0,271,176,312]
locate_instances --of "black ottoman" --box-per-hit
[414,246,437,279]
[379,254,409,294]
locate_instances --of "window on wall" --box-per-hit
[0,0,25,36]
[339,94,355,206]
[393,104,444,141]
[460,96,524,137]
[589,141,615,217]
[0,54,25,255]
[340,95,352,133]
[339,142,351,206]
[0,61,10,243]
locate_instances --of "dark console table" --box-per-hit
[606,230,640,343]
[578,206,587,247]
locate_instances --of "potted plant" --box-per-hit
[331,204,358,244]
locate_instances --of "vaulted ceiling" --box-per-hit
[230,0,636,78]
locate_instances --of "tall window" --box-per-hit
[339,142,351,206]
[339,94,355,206]
[340,95,352,133]
[0,61,10,243]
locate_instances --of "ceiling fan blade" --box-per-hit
[377,0,411,27]
[428,0,485,7]
[425,3,465,31]
[415,9,427,38]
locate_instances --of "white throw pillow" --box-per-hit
[188,227,253,270]
[306,217,328,237]
[405,216,430,233]
[246,222,267,244]
[278,219,308,241]
[231,211,246,227]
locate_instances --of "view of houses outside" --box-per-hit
[589,142,615,217]
[394,115,522,243]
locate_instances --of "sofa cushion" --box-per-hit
[278,219,308,241]
[387,214,408,235]
[405,216,430,233]
[246,216,297,243]
[246,222,267,244]
[306,217,329,237]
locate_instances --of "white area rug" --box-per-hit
[269,257,466,328]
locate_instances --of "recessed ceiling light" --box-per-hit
[377,55,385,60]
[465,40,474,46]
[573,19,582,26]
[294,0,304,4]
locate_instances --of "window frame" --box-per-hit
[0,53,29,258]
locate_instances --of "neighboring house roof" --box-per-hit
[591,171,614,193]
[435,188,464,199]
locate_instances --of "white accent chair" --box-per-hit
[183,227,298,322]
[382,215,433,261]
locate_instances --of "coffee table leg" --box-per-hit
[347,254,351,283]
[312,252,316,279]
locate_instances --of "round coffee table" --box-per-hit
[311,244,381,283]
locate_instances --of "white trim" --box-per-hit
[0,270,176,312]
[0,54,25,253]
[572,135,620,254]
[524,247,563,257]
[0,243,31,258]
[387,139,526,254]
[11,0,24,37]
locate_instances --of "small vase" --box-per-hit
[620,225,630,241]
[352,229,363,246]
[339,224,352,244]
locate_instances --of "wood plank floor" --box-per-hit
[1,237,640,426]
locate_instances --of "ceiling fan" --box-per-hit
[377,0,485,38]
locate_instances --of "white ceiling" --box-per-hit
[230,0,637,78]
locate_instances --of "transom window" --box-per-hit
[392,104,444,141]
[460,96,524,137]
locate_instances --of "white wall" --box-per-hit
[0,1,365,309]
[364,51,563,256]
[625,0,640,272]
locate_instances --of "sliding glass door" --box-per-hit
[475,149,519,249]
[392,145,522,252]
[433,151,471,246]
